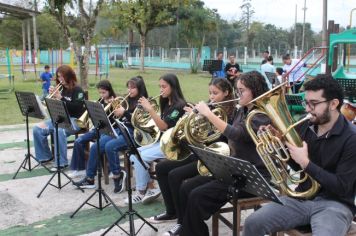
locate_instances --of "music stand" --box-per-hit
[265,72,277,86]
[37,98,78,198]
[102,120,157,236]
[189,145,282,236]
[70,100,122,218]
[13,91,46,179]
[203,59,223,78]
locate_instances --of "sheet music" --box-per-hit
[35,95,48,118]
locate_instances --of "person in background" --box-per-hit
[282,53,306,93]
[213,52,226,78]
[40,65,53,101]
[261,50,270,65]
[275,67,284,86]
[261,55,275,89]
[225,54,241,88]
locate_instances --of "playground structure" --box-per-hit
[0,48,15,93]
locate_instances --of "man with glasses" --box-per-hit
[243,74,356,236]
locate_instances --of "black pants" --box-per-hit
[180,179,253,236]
[156,154,198,223]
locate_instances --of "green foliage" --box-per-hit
[0,18,22,48]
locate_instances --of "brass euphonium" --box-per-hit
[131,94,161,146]
[245,81,320,199]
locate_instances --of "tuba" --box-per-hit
[245,81,320,199]
[131,94,161,146]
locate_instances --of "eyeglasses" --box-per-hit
[302,100,330,109]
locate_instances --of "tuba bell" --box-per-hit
[131,94,161,146]
[245,81,320,199]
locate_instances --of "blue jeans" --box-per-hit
[33,118,80,167]
[70,129,96,171]
[130,142,165,191]
[86,128,132,178]
[41,89,49,101]
[242,196,354,236]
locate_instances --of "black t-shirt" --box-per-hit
[60,86,85,118]
[225,63,241,80]
[161,103,185,129]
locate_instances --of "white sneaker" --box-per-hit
[142,188,161,205]
[67,170,86,178]
[124,192,144,205]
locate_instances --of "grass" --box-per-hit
[0,66,211,125]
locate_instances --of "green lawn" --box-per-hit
[0,66,211,125]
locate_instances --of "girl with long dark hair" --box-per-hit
[74,76,149,193]
[127,73,186,205]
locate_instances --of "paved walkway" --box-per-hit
[0,123,242,236]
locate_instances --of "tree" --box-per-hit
[239,0,254,49]
[46,0,105,90]
[113,0,181,71]
[178,1,217,73]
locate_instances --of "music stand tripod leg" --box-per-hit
[13,112,41,179]
[102,147,157,236]
[71,127,122,218]
[37,121,74,198]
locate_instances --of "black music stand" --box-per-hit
[265,72,277,86]
[189,145,282,236]
[102,120,157,236]
[13,91,46,179]
[203,59,223,78]
[70,100,122,218]
[37,98,78,198]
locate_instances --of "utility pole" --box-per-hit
[294,4,297,48]
[321,0,328,46]
[301,0,307,54]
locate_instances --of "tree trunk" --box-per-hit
[140,34,146,72]
[74,39,90,91]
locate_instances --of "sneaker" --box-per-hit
[162,224,182,236]
[72,177,96,189]
[113,170,126,193]
[142,188,161,205]
[148,212,177,224]
[67,170,86,179]
[124,192,144,204]
[49,165,68,172]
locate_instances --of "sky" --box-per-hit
[203,0,355,32]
